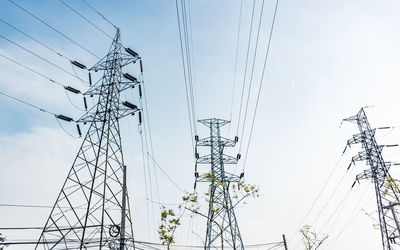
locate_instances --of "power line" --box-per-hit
[0,52,75,90]
[140,77,161,202]
[309,171,348,226]
[0,227,43,230]
[57,0,114,40]
[319,189,352,233]
[288,152,344,242]
[0,203,54,209]
[0,89,55,116]
[147,153,187,194]
[139,123,153,241]
[238,0,267,152]
[327,191,374,248]
[0,18,72,62]
[0,89,77,134]
[241,0,280,172]
[80,0,118,30]
[175,0,196,151]
[180,0,197,135]
[228,0,244,131]
[236,0,257,137]
[7,0,100,59]
[0,238,284,248]
[0,33,88,83]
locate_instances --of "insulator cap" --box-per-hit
[123,73,138,83]
[347,162,352,170]
[83,97,88,110]
[88,72,92,86]
[65,86,81,94]
[76,124,82,137]
[56,114,73,122]
[140,59,143,72]
[138,111,142,124]
[71,60,86,69]
[195,135,199,141]
[122,101,138,110]
[234,136,239,142]
[237,153,241,160]
[138,85,142,97]
[125,47,139,57]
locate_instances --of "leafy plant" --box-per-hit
[158,206,181,249]
[157,176,259,248]
[300,225,328,250]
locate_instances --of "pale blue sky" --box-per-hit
[2,0,400,249]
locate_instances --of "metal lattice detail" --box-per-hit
[344,108,400,250]
[195,118,244,250]
[36,30,140,249]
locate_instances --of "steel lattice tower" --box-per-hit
[344,108,400,249]
[195,118,244,250]
[36,30,141,249]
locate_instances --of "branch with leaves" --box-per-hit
[158,206,181,249]
[299,225,328,250]
[157,175,259,247]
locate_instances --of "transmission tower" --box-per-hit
[36,29,142,249]
[194,118,244,249]
[344,107,400,249]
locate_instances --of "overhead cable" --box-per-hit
[147,153,187,194]
[57,0,114,40]
[175,0,197,150]
[288,151,343,242]
[229,0,244,131]
[0,89,56,116]
[80,0,118,30]
[7,0,100,59]
[0,18,72,61]
[0,34,88,83]
[241,0,280,172]
[0,52,79,91]
[235,0,257,136]
[238,0,267,152]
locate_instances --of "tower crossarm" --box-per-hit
[197,154,238,165]
[347,129,376,147]
[197,136,236,147]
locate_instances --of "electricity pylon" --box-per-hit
[36,29,141,249]
[194,118,244,249]
[344,108,400,249]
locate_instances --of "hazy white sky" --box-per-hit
[2,0,400,249]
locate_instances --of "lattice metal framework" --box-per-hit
[344,108,400,250]
[36,30,141,249]
[195,118,244,249]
